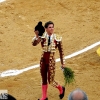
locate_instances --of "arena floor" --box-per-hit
[0,0,100,100]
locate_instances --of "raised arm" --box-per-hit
[32,31,41,46]
[32,21,45,46]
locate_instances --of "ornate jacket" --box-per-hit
[32,33,65,65]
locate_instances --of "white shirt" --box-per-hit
[47,33,54,43]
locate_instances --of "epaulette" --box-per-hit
[41,33,46,38]
[55,34,62,41]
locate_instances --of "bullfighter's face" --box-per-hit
[45,24,54,35]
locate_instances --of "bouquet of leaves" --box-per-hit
[62,67,75,87]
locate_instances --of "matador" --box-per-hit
[32,21,65,100]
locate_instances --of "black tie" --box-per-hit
[48,36,50,46]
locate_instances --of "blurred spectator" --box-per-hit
[68,88,88,100]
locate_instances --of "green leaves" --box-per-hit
[63,67,75,86]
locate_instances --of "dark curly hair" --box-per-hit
[44,21,54,28]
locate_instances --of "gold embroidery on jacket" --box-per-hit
[41,33,62,52]
[42,33,56,52]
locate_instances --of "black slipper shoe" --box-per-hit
[59,86,65,99]
[38,98,48,100]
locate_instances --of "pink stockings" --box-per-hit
[56,85,63,94]
[39,85,48,100]
[39,84,63,100]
